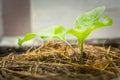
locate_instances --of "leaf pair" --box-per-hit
[18,25,67,46]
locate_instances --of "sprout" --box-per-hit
[67,6,112,64]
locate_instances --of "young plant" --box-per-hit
[18,25,65,46]
[18,25,75,52]
[18,6,112,64]
[67,6,112,64]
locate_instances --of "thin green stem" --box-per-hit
[64,40,76,53]
[59,37,76,54]
[78,40,84,64]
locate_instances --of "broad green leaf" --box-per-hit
[68,6,112,42]
[67,16,112,41]
[18,33,36,46]
[75,6,105,30]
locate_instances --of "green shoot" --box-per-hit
[67,6,112,64]
[18,25,66,46]
[18,25,75,52]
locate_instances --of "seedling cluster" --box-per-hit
[18,6,112,64]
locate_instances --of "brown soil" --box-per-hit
[0,40,120,80]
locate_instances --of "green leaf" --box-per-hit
[53,25,66,40]
[54,25,65,34]
[18,33,36,46]
[37,27,54,40]
[37,25,67,42]
[68,6,112,42]
[75,6,105,30]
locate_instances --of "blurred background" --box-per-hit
[0,0,120,47]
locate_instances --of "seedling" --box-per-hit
[18,25,75,52]
[18,6,112,64]
[67,6,112,64]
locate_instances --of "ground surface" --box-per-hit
[0,40,120,80]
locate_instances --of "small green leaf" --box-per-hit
[53,25,66,40]
[37,27,54,40]
[54,25,65,34]
[18,33,36,46]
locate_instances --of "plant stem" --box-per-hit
[59,37,76,54]
[78,40,83,64]
[64,41,76,53]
